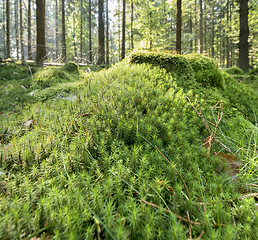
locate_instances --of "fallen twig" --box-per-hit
[238,192,258,200]
[155,145,191,199]
[141,199,202,225]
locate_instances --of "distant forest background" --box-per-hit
[0,0,257,71]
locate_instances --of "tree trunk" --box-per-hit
[15,0,19,59]
[3,0,6,59]
[106,0,109,64]
[61,0,66,62]
[20,0,24,61]
[73,13,77,57]
[198,0,203,54]
[80,0,83,61]
[97,0,105,65]
[211,0,214,57]
[28,0,32,60]
[204,2,207,54]
[239,0,249,72]
[131,0,133,50]
[189,15,192,52]
[176,0,181,54]
[36,0,46,62]
[89,0,92,63]
[194,0,197,52]
[6,0,10,58]
[121,0,125,59]
[55,0,58,60]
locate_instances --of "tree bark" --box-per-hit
[226,0,229,67]
[55,0,58,60]
[121,0,125,59]
[61,0,66,62]
[176,0,181,54]
[36,0,46,62]
[6,0,10,58]
[198,0,203,54]
[239,0,249,72]
[194,0,197,52]
[97,0,105,65]
[89,0,92,63]
[80,0,83,61]
[20,0,24,61]
[189,15,192,52]
[15,0,19,59]
[3,0,6,58]
[28,0,32,60]
[106,0,109,64]
[211,0,214,57]
[131,0,134,50]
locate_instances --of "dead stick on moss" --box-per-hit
[141,199,202,226]
[239,193,258,199]
[187,211,192,240]
[185,97,212,135]
[195,231,205,240]
[155,145,191,199]
[91,173,103,188]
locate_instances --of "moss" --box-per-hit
[62,61,79,73]
[130,51,224,88]
[225,67,244,75]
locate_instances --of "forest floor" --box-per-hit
[0,55,258,239]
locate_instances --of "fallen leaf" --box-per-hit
[214,152,239,178]
[24,120,33,128]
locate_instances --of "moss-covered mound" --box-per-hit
[130,51,258,123]
[225,67,244,75]
[62,61,79,73]
[130,51,224,88]
[0,58,258,239]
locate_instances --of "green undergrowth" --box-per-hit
[0,57,258,239]
[130,51,258,123]
[0,62,91,112]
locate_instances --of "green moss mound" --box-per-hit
[32,67,73,89]
[62,61,79,73]
[225,67,244,75]
[130,51,224,88]
[0,60,258,239]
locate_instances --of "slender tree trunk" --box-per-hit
[131,0,133,50]
[176,0,181,54]
[204,2,207,54]
[80,0,83,60]
[61,0,66,62]
[20,0,24,61]
[189,15,192,52]
[226,0,229,67]
[211,0,214,57]
[3,0,6,59]
[198,0,203,54]
[15,0,19,59]
[73,13,77,57]
[6,0,10,58]
[97,0,105,65]
[55,0,58,60]
[121,0,125,59]
[89,0,92,63]
[36,0,46,62]
[194,0,197,52]
[28,0,32,60]
[106,0,109,64]
[239,0,249,72]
